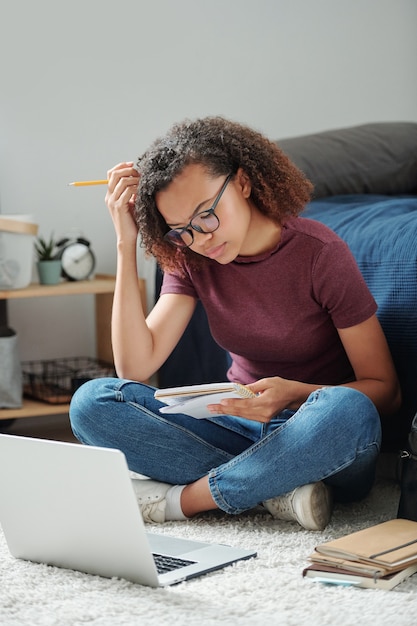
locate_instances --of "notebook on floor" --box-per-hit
[0,434,256,587]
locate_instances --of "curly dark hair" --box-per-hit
[135,116,313,272]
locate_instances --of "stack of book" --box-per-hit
[303,518,417,590]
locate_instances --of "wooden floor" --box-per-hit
[1,413,78,442]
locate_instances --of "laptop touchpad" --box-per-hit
[147,532,209,556]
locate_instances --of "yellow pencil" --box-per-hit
[68,180,108,187]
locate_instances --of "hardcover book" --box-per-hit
[303,562,417,590]
[308,553,389,578]
[313,519,417,573]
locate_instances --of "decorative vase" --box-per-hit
[37,260,62,285]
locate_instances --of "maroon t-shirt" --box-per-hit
[160,217,377,386]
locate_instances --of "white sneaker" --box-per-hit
[131,478,172,523]
[263,482,332,531]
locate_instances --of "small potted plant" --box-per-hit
[35,233,62,285]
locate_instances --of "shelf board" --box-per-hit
[0,398,70,420]
[0,274,115,300]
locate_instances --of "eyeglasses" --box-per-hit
[164,174,233,248]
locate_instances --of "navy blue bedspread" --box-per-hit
[305,194,417,450]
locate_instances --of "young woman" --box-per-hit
[69,117,401,530]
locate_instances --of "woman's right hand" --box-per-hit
[105,162,140,243]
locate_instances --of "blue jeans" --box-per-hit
[69,379,382,514]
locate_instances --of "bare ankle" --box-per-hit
[180,477,218,517]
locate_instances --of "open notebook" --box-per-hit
[155,382,256,418]
[0,434,256,587]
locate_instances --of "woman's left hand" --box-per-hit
[207,377,308,423]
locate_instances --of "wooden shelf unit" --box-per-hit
[0,274,116,301]
[0,274,118,422]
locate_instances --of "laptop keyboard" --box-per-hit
[153,553,196,574]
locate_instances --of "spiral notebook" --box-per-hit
[155,382,256,418]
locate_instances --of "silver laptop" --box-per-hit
[0,434,256,587]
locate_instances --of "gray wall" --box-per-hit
[1,0,416,361]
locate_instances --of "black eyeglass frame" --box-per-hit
[164,173,233,248]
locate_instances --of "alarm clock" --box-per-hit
[56,237,96,281]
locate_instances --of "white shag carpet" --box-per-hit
[1,478,417,626]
